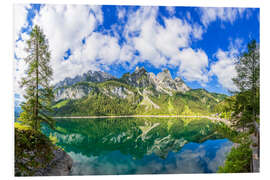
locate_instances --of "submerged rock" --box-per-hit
[40,148,73,176]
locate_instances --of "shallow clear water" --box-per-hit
[42,117,233,175]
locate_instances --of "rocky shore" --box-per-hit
[15,126,73,176]
[34,147,73,176]
[250,133,259,172]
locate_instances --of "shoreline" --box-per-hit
[53,115,231,126]
[54,115,219,118]
[15,126,73,176]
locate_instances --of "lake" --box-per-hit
[41,117,233,175]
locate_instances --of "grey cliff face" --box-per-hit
[55,85,92,101]
[156,69,173,82]
[54,67,190,101]
[84,70,114,82]
[123,66,190,95]
[149,68,190,95]
[101,86,134,99]
[123,66,151,88]
[55,70,115,89]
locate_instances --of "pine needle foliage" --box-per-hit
[18,25,54,130]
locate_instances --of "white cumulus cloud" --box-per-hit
[117,7,126,20]
[14,32,30,102]
[123,7,207,83]
[174,48,209,84]
[33,5,99,62]
[210,49,238,91]
[209,38,244,91]
[13,4,30,41]
[14,4,247,97]
[65,32,121,78]
[200,7,246,27]
[166,6,175,16]
[32,4,104,83]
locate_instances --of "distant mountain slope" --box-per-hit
[52,67,227,116]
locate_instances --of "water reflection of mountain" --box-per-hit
[42,118,225,159]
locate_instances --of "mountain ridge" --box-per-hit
[55,70,115,89]
[52,67,227,116]
[55,67,190,98]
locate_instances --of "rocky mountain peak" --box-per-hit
[124,67,190,94]
[55,70,115,89]
[174,77,183,83]
[134,66,147,75]
[123,66,150,88]
[157,69,173,82]
[163,68,170,73]
[147,69,190,95]
[135,66,140,72]
[55,67,191,102]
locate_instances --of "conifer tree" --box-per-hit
[232,40,260,129]
[232,40,260,159]
[19,25,54,130]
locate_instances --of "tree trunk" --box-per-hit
[252,52,259,159]
[35,34,39,130]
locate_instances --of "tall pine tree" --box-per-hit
[232,40,260,129]
[19,25,54,131]
[232,40,260,159]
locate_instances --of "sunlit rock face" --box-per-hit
[54,70,115,101]
[52,67,228,116]
[122,66,190,95]
[151,68,190,95]
[53,67,192,102]
[174,77,190,92]
[122,66,152,88]
[53,67,192,109]
[54,85,93,101]
[101,86,135,99]
[55,70,115,89]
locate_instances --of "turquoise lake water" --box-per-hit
[42,117,233,175]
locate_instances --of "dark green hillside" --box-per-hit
[52,82,227,116]
[136,90,227,115]
[52,68,227,116]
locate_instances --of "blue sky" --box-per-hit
[14,4,259,101]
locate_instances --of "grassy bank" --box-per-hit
[15,122,71,176]
[216,123,253,173]
[218,141,252,173]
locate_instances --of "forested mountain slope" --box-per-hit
[52,67,227,116]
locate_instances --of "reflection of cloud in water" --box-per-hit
[68,152,98,175]
[166,149,207,173]
[136,158,164,174]
[69,151,137,175]
[68,139,233,175]
[207,140,233,172]
[163,139,233,173]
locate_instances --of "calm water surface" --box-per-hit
[42,117,233,175]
